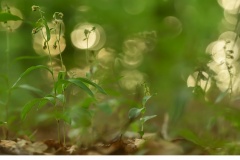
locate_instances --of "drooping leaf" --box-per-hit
[76,77,107,95]
[0,12,22,22]
[42,18,51,41]
[215,89,229,104]
[67,78,94,97]
[17,84,45,96]
[11,65,53,89]
[140,115,157,123]
[21,99,41,120]
[128,107,145,120]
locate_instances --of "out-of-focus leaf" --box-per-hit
[140,115,157,123]
[70,107,92,128]
[11,65,53,89]
[0,100,5,105]
[170,88,192,124]
[54,111,71,125]
[21,99,41,120]
[0,121,7,126]
[58,71,66,80]
[42,95,55,105]
[128,107,145,120]
[56,94,65,103]
[17,84,45,96]
[67,78,94,97]
[13,56,45,62]
[0,12,22,22]
[215,89,229,104]
[142,95,152,107]
[54,79,68,94]
[75,77,107,95]
[81,97,95,108]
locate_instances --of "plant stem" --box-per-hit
[57,23,64,70]
[4,29,10,140]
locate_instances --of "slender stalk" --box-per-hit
[56,23,64,70]
[4,28,11,140]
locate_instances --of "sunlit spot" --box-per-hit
[67,67,90,78]
[71,23,106,50]
[207,60,240,94]
[210,40,239,64]
[121,54,143,69]
[0,7,23,31]
[77,5,90,12]
[218,0,240,14]
[119,70,145,91]
[123,39,146,56]
[33,33,66,56]
[121,38,145,69]
[224,10,237,25]
[32,21,66,56]
[187,71,211,92]
[163,16,182,37]
[122,0,146,15]
[96,48,115,69]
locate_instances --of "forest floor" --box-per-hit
[0,132,209,155]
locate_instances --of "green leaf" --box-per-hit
[42,18,51,41]
[17,84,45,96]
[0,12,22,22]
[58,71,66,80]
[128,107,145,120]
[54,79,68,94]
[11,65,53,89]
[140,115,157,123]
[67,78,94,97]
[37,99,48,109]
[21,99,41,120]
[215,89,229,104]
[76,77,107,95]
[142,95,152,107]
[56,94,65,103]
[42,95,56,105]
[139,131,144,138]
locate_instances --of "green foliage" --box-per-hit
[11,65,53,89]
[0,12,22,22]
[128,83,157,138]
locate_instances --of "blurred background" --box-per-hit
[1,0,240,154]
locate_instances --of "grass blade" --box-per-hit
[11,65,53,89]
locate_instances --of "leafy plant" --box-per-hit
[128,83,157,138]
